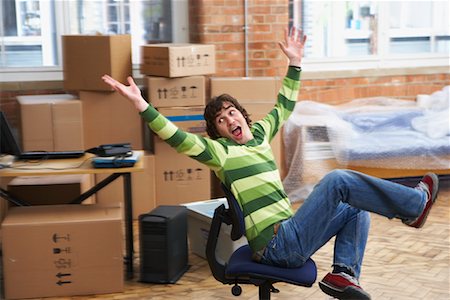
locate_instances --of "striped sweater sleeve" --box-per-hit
[139,105,225,171]
[253,66,301,142]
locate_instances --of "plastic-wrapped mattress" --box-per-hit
[282,88,450,201]
[327,107,450,169]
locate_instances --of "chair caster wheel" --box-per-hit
[231,284,242,296]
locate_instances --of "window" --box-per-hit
[387,1,449,54]
[290,0,449,71]
[0,0,188,81]
[0,0,49,67]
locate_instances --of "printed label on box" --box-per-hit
[147,76,205,107]
[163,167,206,182]
[157,84,199,100]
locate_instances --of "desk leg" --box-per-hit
[0,187,31,206]
[123,172,134,279]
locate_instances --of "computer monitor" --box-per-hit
[0,111,22,157]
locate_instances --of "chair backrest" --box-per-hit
[205,183,248,284]
[220,183,245,241]
[205,203,228,284]
[206,183,254,286]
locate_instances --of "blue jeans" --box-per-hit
[261,169,426,278]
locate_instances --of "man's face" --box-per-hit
[214,101,253,144]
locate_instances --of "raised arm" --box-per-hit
[254,27,306,141]
[278,27,307,68]
[102,75,149,112]
[101,74,225,169]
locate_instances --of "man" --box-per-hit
[102,27,439,300]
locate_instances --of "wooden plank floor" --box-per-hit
[1,180,449,300]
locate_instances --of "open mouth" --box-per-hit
[231,126,242,138]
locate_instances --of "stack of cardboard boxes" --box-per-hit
[1,34,139,299]
[1,36,217,299]
[141,43,215,205]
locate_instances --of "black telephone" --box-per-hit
[86,143,132,157]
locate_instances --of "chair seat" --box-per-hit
[225,245,317,287]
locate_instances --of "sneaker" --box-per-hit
[403,172,439,228]
[319,272,371,300]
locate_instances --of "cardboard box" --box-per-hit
[7,174,95,206]
[156,106,206,135]
[2,205,123,299]
[183,198,248,263]
[95,153,156,218]
[141,43,215,77]
[80,91,143,150]
[154,141,211,206]
[52,101,85,151]
[146,76,205,108]
[17,94,84,152]
[62,35,132,91]
[210,77,281,100]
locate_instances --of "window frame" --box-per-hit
[296,1,449,73]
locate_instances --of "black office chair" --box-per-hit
[206,184,317,300]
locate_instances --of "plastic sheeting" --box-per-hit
[282,87,450,202]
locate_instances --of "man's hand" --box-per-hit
[102,75,149,112]
[278,26,307,68]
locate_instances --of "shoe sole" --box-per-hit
[319,280,371,300]
[415,173,439,228]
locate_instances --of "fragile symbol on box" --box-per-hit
[177,53,210,68]
[158,85,199,100]
[164,168,204,181]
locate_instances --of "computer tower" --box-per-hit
[139,205,189,283]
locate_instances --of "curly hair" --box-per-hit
[203,93,252,139]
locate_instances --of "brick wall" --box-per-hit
[188,0,448,104]
[189,0,289,77]
[300,73,450,105]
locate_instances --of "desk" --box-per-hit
[0,151,144,279]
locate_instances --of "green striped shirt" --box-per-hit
[141,66,301,252]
